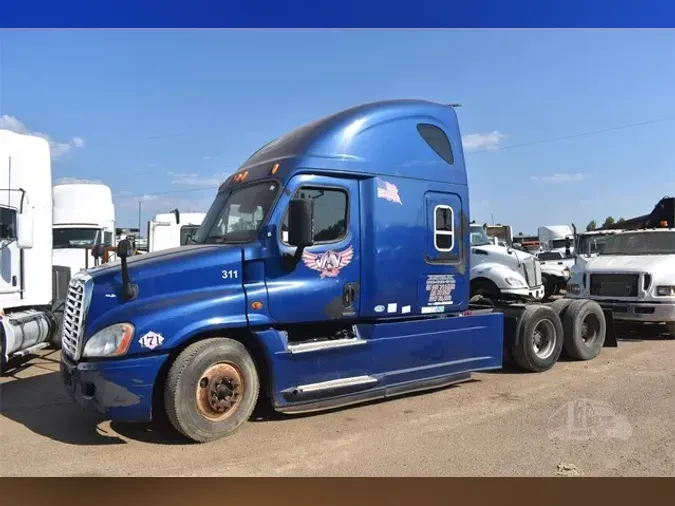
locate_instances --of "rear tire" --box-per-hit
[562,299,606,360]
[512,305,564,373]
[164,338,260,443]
[550,298,574,318]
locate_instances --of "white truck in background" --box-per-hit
[52,183,116,276]
[469,224,545,302]
[147,210,205,253]
[566,197,675,338]
[0,130,69,371]
[538,225,574,255]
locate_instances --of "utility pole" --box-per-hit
[490,213,494,225]
[138,201,142,234]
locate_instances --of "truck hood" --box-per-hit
[583,254,673,273]
[86,244,244,302]
[476,243,534,263]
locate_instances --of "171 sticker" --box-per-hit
[139,331,164,350]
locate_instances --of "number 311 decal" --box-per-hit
[222,269,239,279]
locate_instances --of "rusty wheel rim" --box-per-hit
[195,362,244,422]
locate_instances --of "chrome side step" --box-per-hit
[287,337,367,354]
[291,375,378,394]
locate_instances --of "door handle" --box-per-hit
[343,283,356,308]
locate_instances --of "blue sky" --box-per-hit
[1,30,673,234]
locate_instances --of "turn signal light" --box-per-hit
[270,163,280,175]
[251,301,263,310]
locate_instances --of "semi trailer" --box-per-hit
[60,100,617,442]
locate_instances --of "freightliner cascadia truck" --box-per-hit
[60,100,616,442]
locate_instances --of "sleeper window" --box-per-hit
[434,205,454,251]
[417,124,454,166]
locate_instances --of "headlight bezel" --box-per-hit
[655,285,675,297]
[505,277,525,287]
[82,322,135,358]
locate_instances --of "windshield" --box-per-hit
[551,238,570,249]
[53,228,101,249]
[180,225,200,246]
[470,226,491,247]
[193,181,279,244]
[600,231,675,256]
[578,234,612,256]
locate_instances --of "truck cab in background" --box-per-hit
[147,210,205,253]
[1,130,68,370]
[52,183,116,276]
[60,100,616,442]
[538,225,575,256]
[567,198,675,337]
[469,224,545,301]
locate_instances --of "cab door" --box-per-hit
[265,174,361,324]
[0,206,21,303]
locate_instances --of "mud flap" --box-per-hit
[603,309,618,348]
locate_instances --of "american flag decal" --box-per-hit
[376,178,403,205]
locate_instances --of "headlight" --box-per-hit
[656,285,675,296]
[82,323,135,358]
[505,277,525,287]
[567,283,581,295]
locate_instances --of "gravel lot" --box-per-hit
[1,324,674,477]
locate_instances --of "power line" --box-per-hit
[111,113,675,201]
[468,115,675,154]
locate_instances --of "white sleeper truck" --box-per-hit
[147,210,205,253]
[567,198,674,338]
[52,182,116,276]
[1,130,69,371]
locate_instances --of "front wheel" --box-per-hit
[164,338,260,443]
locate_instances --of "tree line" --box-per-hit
[585,216,625,231]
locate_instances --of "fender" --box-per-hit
[471,262,528,291]
[83,284,253,357]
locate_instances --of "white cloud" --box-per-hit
[531,172,589,183]
[462,131,507,152]
[0,115,85,160]
[168,171,229,186]
[55,176,102,185]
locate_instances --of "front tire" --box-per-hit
[164,338,260,443]
[665,321,675,340]
[512,305,564,373]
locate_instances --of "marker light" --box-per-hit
[271,163,280,175]
[251,301,263,310]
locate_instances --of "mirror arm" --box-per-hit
[120,257,139,301]
[281,245,308,272]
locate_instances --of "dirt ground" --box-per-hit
[1,325,674,477]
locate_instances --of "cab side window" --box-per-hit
[0,207,17,242]
[282,187,348,244]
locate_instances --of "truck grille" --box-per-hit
[590,274,639,298]
[522,258,542,288]
[61,274,92,360]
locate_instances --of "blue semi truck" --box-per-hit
[60,100,616,442]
